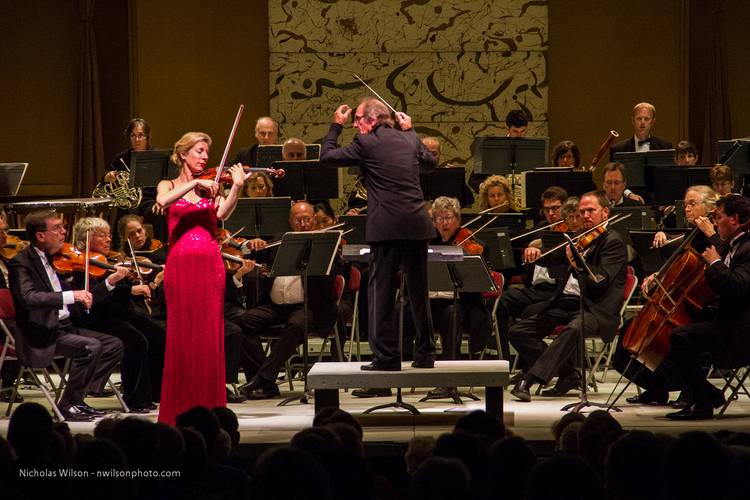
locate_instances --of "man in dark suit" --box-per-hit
[239,201,341,399]
[233,116,279,167]
[321,98,437,370]
[509,191,627,402]
[609,102,672,160]
[665,195,750,420]
[7,210,123,421]
[603,162,643,207]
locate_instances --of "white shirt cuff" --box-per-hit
[62,290,75,305]
[624,189,633,197]
[105,279,116,291]
[233,275,243,288]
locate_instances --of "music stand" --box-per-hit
[420,167,473,206]
[224,197,291,240]
[628,230,683,275]
[130,149,174,187]
[270,160,342,200]
[523,170,596,211]
[256,144,321,167]
[420,255,496,405]
[339,215,367,244]
[273,230,343,406]
[475,228,516,270]
[0,163,28,197]
[650,166,713,205]
[362,245,464,415]
[613,149,676,198]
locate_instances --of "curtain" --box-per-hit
[73,0,104,197]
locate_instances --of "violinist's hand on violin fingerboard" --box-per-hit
[228,164,246,187]
[106,266,130,286]
[523,246,541,264]
[334,105,351,125]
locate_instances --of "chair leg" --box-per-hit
[5,365,24,417]
[718,367,750,418]
[108,377,129,413]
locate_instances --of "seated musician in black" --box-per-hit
[614,185,721,407]
[498,187,570,361]
[8,211,124,421]
[509,191,627,402]
[71,217,165,413]
[238,201,341,400]
[665,194,750,420]
[0,211,23,402]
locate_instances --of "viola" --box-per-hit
[452,227,484,256]
[1,235,30,261]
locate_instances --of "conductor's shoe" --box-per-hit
[59,405,95,422]
[626,389,669,405]
[75,403,107,417]
[666,404,714,420]
[411,358,435,369]
[510,377,533,403]
[361,361,401,371]
[541,372,581,397]
[351,388,392,398]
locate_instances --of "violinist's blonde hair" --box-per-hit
[170,132,212,167]
[477,175,517,211]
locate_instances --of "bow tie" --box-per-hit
[637,138,651,147]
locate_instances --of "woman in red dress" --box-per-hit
[155,131,249,424]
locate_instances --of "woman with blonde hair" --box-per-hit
[477,175,517,212]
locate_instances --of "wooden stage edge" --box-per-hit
[2,371,750,448]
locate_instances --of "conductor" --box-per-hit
[321,99,437,370]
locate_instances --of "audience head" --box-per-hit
[312,407,363,441]
[405,436,437,475]
[710,164,735,196]
[540,186,568,224]
[675,140,698,166]
[489,436,537,500]
[434,431,491,498]
[665,431,735,500]
[244,171,274,197]
[24,210,66,254]
[251,447,330,500]
[605,430,666,500]
[289,201,315,231]
[526,454,604,500]
[631,102,656,141]
[602,162,628,204]
[551,140,581,168]
[453,410,507,443]
[505,109,528,137]
[7,402,58,465]
[112,416,160,469]
[410,457,471,500]
[579,410,624,478]
[281,137,306,161]
[212,407,241,448]
[126,117,151,152]
[255,116,279,145]
[478,174,516,211]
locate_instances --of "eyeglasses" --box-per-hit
[130,133,147,140]
[543,205,562,213]
[293,216,313,225]
[434,215,456,223]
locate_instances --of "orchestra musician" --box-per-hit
[675,140,699,166]
[118,214,166,265]
[505,110,528,137]
[603,163,643,207]
[665,195,750,420]
[102,118,152,183]
[614,185,721,408]
[551,141,581,168]
[321,98,438,371]
[281,137,306,161]
[509,191,627,402]
[477,175,518,213]
[7,210,124,421]
[609,102,673,160]
[233,116,279,167]
[244,171,274,198]
[497,187,571,362]
[70,217,165,413]
[238,201,341,399]
[710,164,736,196]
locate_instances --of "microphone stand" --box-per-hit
[559,233,621,413]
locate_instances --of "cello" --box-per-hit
[622,216,750,371]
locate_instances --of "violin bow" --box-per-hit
[352,74,398,115]
[127,239,152,315]
[84,231,91,314]
[213,104,245,186]
[220,226,245,246]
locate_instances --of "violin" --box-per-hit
[574,225,606,253]
[194,165,285,185]
[1,235,30,261]
[107,251,163,276]
[216,228,248,251]
[452,227,484,256]
[221,246,270,276]
[553,221,569,233]
[53,243,140,281]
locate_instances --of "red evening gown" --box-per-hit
[158,197,226,424]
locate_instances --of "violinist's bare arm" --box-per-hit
[215,164,253,220]
[155,178,217,209]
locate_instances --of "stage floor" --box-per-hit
[2,369,750,445]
